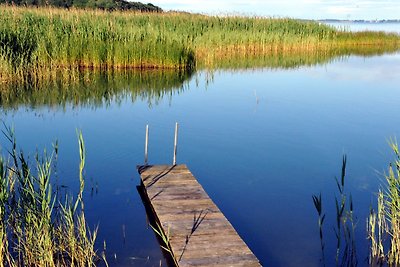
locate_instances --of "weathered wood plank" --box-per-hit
[138,164,262,267]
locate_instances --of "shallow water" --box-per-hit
[1,50,400,266]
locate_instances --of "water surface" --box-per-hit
[324,21,400,34]
[1,51,400,266]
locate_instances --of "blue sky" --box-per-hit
[149,0,400,20]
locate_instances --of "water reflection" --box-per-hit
[0,69,193,110]
[1,46,399,111]
[325,21,400,34]
[200,45,400,70]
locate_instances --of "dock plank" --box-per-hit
[138,164,262,267]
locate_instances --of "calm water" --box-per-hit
[324,21,400,34]
[1,52,400,265]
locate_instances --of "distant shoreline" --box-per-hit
[318,19,400,23]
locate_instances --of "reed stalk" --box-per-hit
[0,125,101,266]
[312,193,326,266]
[368,141,400,266]
[313,155,358,266]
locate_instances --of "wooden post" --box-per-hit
[144,124,149,165]
[173,122,179,165]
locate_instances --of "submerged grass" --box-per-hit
[0,5,399,82]
[0,125,101,266]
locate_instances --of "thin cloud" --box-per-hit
[150,0,400,19]
[325,6,356,16]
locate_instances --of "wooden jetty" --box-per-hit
[138,164,262,267]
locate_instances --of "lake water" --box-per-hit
[324,21,400,34]
[1,30,400,266]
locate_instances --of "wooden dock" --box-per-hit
[138,164,262,267]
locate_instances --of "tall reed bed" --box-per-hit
[0,5,399,82]
[0,125,101,266]
[0,5,196,81]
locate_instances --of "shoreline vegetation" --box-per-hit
[0,127,102,266]
[1,5,400,83]
[0,0,163,11]
[313,144,400,266]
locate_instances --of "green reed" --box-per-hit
[0,5,399,82]
[312,155,357,266]
[150,222,178,266]
[312,193,326,267]
[315,142,400,266]
[368,141,400,266]
[0,125,101,266]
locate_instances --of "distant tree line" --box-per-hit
[0,0,163,12]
